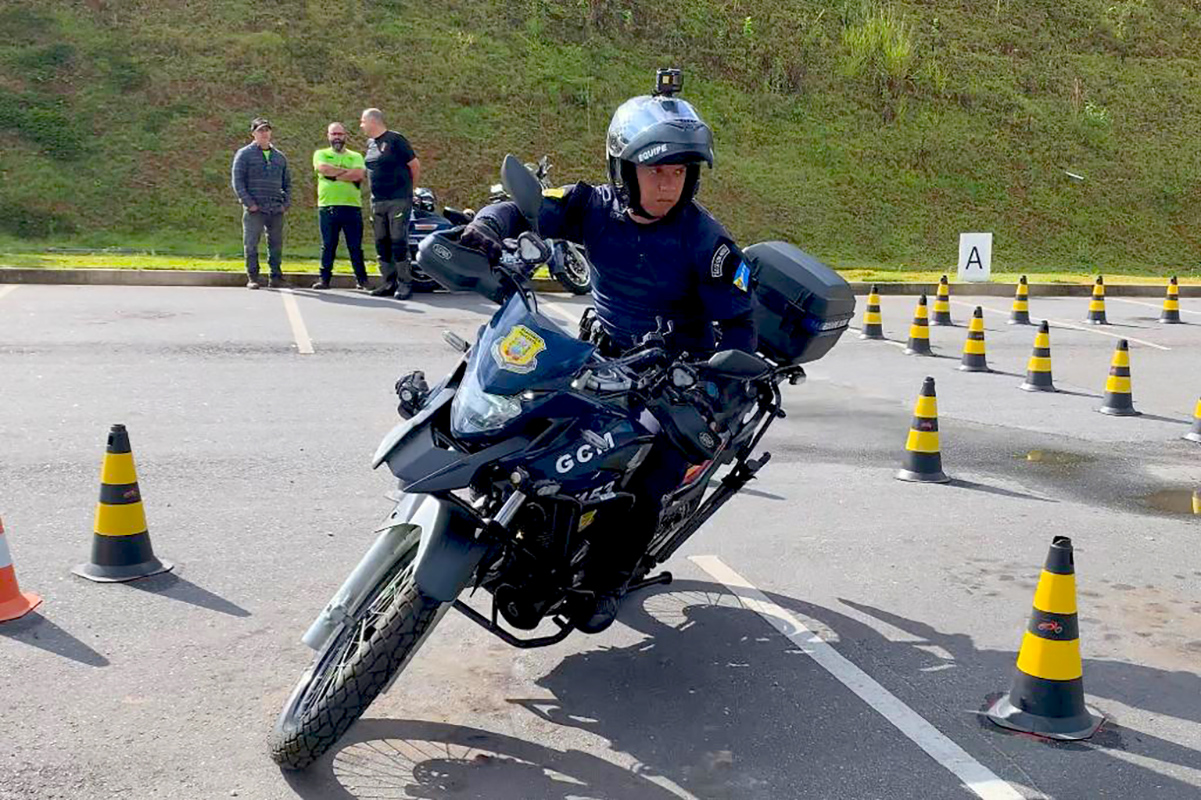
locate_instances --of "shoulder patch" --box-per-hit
[710,243,731,279]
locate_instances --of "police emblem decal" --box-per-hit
[492,325,547,374]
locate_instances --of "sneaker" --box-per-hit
[268,276,289,288]
[247,278,260,290]
[355,281,372,292]
[370,282,397,297]
[393,281,413,301]
[311,280,330,290]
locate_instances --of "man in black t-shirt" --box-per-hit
[360,108,421,299]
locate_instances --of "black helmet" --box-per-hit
[606,75,714,218]
[414,187,436,213]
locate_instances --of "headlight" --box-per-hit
[450,369,523,436]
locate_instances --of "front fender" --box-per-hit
[403,492,488,602]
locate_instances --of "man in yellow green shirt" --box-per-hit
[312,122,370,290]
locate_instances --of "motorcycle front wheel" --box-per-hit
[554,243,593,295]
[269,536,446,770]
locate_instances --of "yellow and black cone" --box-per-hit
[1184,397,1201,443]
[1097,339,1140,417]
[73,424,173,583]
[1009,275,1031,325]
[1020,321,1056,392]
[896,376,949,483]
[1086,275,1107,325]
[904,294,934,356]
[958,306,992,373]
[860,284,885,340]
[1159,276,1181,324]
[987,536,1103,740]
[931,275,953,326]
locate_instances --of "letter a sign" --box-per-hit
[958,233,992,282]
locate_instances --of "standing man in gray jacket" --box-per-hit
[231,117,292,289]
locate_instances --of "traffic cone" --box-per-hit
[904,295,933,356]
[73,424,173,583]
[931,275,953,326]
[1086,276,1107,325]
[1009,275,1031,325]
[1184,397,1201,443]
[860,284,885,340]
[1159,276,1181,324]
[958,307,992,373]
[0,517,41,623]
[987,536,1103,740]
[1020,321,1056,392]
[896,376,949,483]
[1097,340,1139,416]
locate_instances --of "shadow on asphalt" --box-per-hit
[280,582,1201,799]
[0,612,109,667]
[290,288,426,314]
[948,477,1058,503]
[128,572,251,618]
[283,718,685,800]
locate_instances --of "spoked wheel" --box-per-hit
[270,533,446,770]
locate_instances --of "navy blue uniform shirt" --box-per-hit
[476,182,756,355]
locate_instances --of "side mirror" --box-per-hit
[517,231,550,264]
[706,349,771,378]
[501,154,543,233]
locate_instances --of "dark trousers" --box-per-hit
[318,206,368,282]
[370,196,413,284]
[593,437,691,583]
[242,209,285,278]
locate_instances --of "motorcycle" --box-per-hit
[407,187,475,292]
[269,155,856,770]
[487,155,593,295]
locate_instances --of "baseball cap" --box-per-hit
[250,117,272,132]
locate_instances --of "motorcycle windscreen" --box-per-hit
[474,294,595,395]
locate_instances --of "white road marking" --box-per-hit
[847,326,909,350]
[949,300,1170,351]
[539,300,582,329]
[690,555,1025,800]
[0,285,18,302]
[279,288,314,354]
[1108,297,1201,317]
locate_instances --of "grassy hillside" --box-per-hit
[1,0,1200,275]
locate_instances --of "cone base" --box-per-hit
[1183,431,1201,443]
[859,332,886,341]
[896,468,950,484]
[1008,317,1032,325]
[1096,406,1140,417]
[1020,381,1057,393]
[0,591,42,622]
[986,694,1103,741]
[1087,319,1108,325]
[959,364,992,373]
[1159,317,1181,324]
[72,558,173,583]
[904,346,934,356]
[931,318,954,327]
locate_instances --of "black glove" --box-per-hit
[460,220,503,264]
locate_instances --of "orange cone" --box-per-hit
[0,517,42,623]
[1160,276,1181,324]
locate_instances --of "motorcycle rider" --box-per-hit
[460,70,756,633]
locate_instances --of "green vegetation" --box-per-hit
[1,0,1199,276]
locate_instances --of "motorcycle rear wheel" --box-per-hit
[554,244,593,295]
[269,538,444,770]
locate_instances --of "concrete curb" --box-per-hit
[0,267,1196,297]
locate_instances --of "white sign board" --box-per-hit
[957,233,992,282]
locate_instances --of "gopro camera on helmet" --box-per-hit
[654,68,682,97]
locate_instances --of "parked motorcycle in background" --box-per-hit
[487,155,593,295]
[407,188,475,292]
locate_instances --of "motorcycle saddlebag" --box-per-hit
[744,241,856,365]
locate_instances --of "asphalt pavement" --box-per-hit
[0,284,1198,799]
